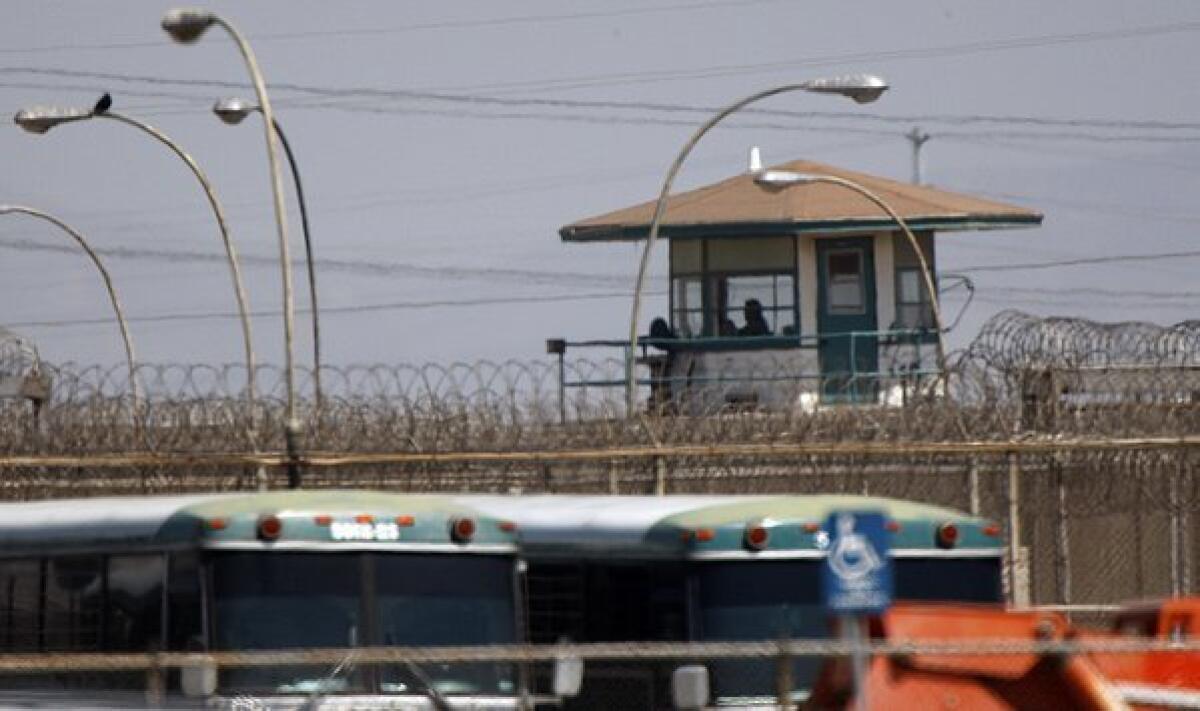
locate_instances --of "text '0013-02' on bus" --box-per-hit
[0,491,1003,709]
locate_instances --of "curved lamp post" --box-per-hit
[213,97,321,411]
[13,103,258,415]
[626,75,889,414]
[163,7,302,486]
[754,170,946,370]
[0,205,142,408]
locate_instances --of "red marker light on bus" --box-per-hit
[205,517,227,532]
[983,524,1002,538]
[744,524,770,551]
[936,522,959,549]
[258,515,283,541]
[355,514,374,524]
[802,522,821,534]
[314,515,332,527]
[695,528,715,542]
[885,520,902,533]
[450,517,476,543]
[498,520,517,533]
[395,515,415,527]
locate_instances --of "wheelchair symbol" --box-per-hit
[827,512,883,582]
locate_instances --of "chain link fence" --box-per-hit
[1,311,1198,608]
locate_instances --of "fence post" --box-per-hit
[557,353,566,426]
[1182,453,1192,594]
[1133,462,1146,597]
[654,455,667,496]
[1170,457,1182,596]
[967,457,980,516]
[145,653,165,706]
[1007,452,1029,606]
[1054,455,1071,606]
[775,638,794,710]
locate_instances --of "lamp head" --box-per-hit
[803,74,889,104]
[212,97,258,125]
[13,107,92,134]
[162,8,216,44]
[753,170,820,191]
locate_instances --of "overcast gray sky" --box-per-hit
[2,1,1199,370]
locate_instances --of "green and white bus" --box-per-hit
[0,491,1002,709]
[465,494,1002,709]
[0,491,522,708]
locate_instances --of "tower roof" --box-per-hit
[560,158,1042,242]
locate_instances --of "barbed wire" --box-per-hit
[1,311,1199,607]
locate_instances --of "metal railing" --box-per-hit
[0,637,1197,709]
[546,328,940,417]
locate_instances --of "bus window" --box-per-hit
[211,552,365,694]
[374,554,517,696]
[696,561,826,704]
[0,559,40,652]
[44,556,104,652]
[166,552,202,653]
[894,558,1003,603]
[106,554,165,652]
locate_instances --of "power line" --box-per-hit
[465,20,1200,94]
[972,293,1198,310]
[0,0,784,54]
[952,250,1200,274]
[6,68,1200,142]
[0,236,633,288]
[956,187,1200,225]
[5,290,668,330]
[940,135,1200,173]
[4,213,1197,284]
[984,285,1200,300]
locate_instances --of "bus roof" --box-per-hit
[0,492,1000,559]
[0,491,517,556]
[460,494,1000,558]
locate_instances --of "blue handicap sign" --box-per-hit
[820,510,893,615]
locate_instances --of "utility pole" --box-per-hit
[905,126,931,185]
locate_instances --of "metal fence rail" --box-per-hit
[0,638,1195,709]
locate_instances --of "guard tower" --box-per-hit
[557,155,1042,409]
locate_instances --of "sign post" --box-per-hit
[821,510,893,711]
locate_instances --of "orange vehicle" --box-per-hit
[807,599,1200,710]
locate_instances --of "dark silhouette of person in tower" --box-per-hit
[738,298,772,336]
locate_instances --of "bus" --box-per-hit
[0,490,522,708]
[466,494,1003,710]
[0,491,1002,709]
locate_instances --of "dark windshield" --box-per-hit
[211,552,516,696]
[375,554,516,696]
[697,557,1002,701]
[697,561,825,703]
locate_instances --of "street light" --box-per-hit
[14,102,259,421]
[626,75,890,415]
[163,7,302,487]
[754,169,946,370]
[213,96,322,412]
[0,205,142,409]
